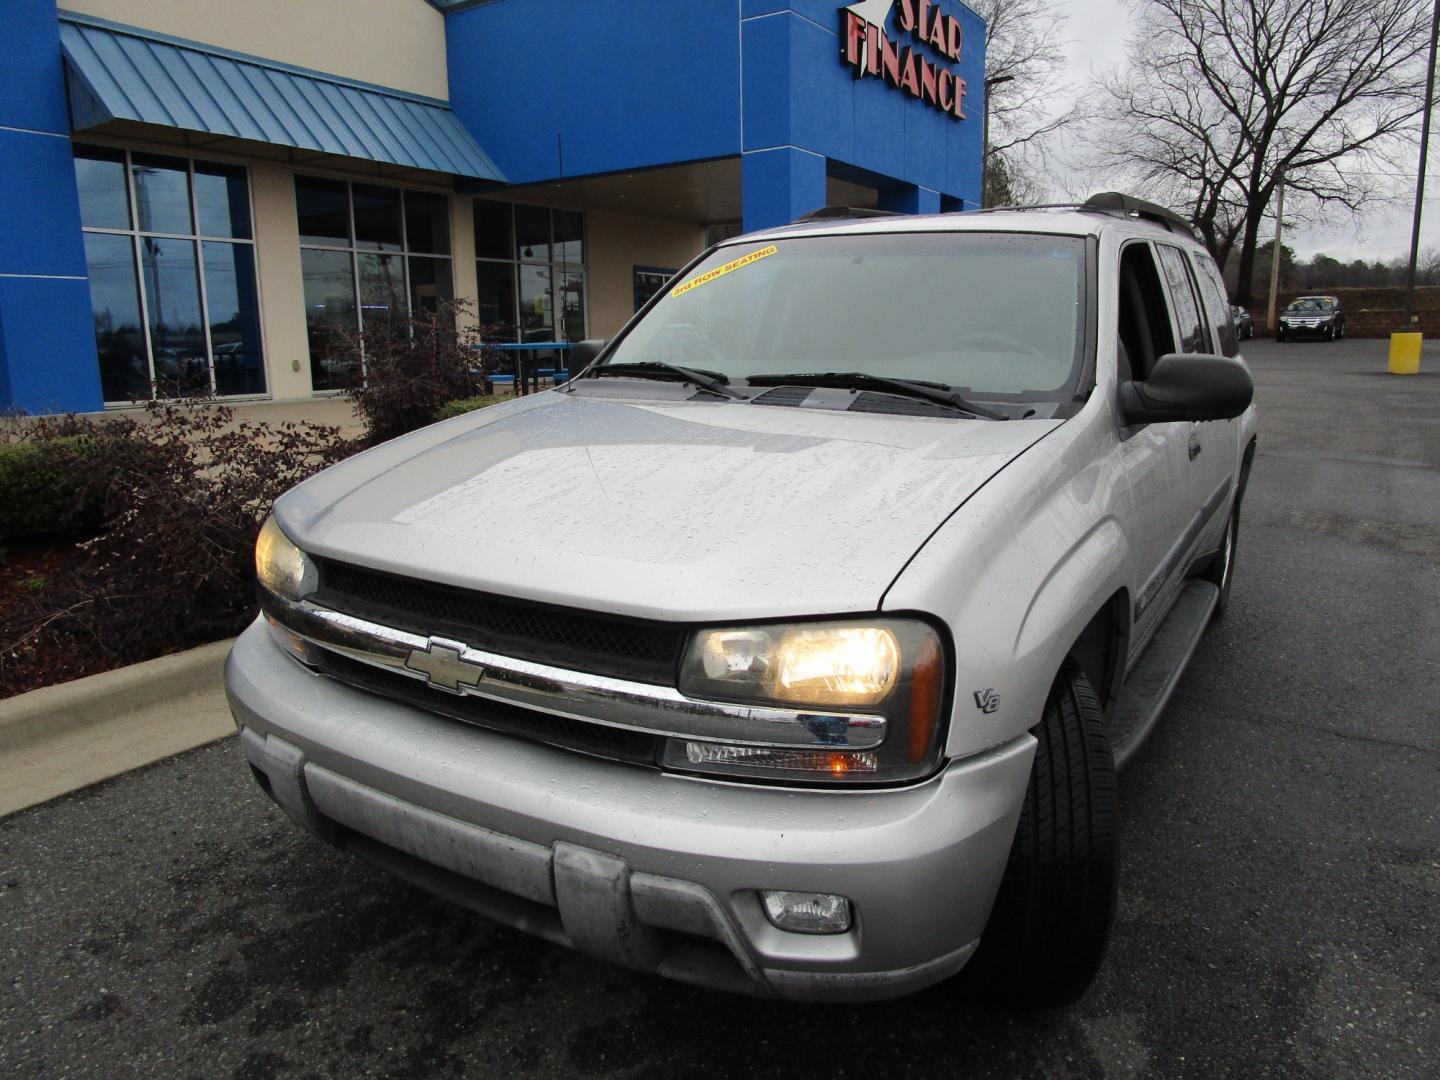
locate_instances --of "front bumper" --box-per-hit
[1279,321,1334,337]
[225,619,1034,1002]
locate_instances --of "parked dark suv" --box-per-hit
[1276,295,1345,341]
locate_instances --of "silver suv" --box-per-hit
[228,194,1256,1006]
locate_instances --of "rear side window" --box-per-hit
[1156,244,1205,353]
[1191,253,1240,357]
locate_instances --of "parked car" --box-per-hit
[229,193,1256,1006]
[1276,295,1345,341]
[1231,303,1254,339]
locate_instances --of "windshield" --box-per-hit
[601,232,1088,401]
[1286,298,1334,312]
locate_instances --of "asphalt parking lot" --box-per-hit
[2,336,1438,1079]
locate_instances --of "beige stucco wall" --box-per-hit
[60,0,449,100]
[248,161,312,399]
[584,209,707,338]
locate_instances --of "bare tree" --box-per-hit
[1089,0,1431,304]
[973,0,1082,203]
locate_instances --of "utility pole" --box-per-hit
[1403,0,1440,324]
[1391,0,1438,374]
[1266,173,1285,333]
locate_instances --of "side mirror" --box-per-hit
[1119,353,1253,424]
[567,339,608,374]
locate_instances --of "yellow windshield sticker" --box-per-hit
[670,245,779,298]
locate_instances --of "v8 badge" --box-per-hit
[973,688,1001,714]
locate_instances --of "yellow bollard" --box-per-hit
[1388,332,1422,374]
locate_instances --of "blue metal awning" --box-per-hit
[58,13,505,182]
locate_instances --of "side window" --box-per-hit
[1155,244,1205,353]
[1191,254,1239,357]
[1117,242,1178,381]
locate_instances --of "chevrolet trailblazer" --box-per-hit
[227,193,1257,1005]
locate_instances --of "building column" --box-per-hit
[249,162,312,400]
[741,147,827,233]
[878,182,941,216]
[0,0,102,414]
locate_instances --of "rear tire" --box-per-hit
[954,662,1117,1008]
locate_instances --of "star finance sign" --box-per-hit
[840,0,968,121]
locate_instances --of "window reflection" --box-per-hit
[132,154,193,235]
[76,147,264,401]
[74,146,130,230]
[354,183,403,252]
[358,252,407,333]
[405,191,450,255]
[84,233,147,402]
[194,163,251,239]
[140,237,207,396]
[204,242,264,396]
[474,199,586,377]
[302,248,358,391]
[408,256,453,315]
[296,176,350,247]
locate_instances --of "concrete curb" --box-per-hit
[1,639,237,816]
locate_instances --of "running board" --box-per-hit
[1109,580,1220,770]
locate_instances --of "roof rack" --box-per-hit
[961,194,1201,239]
[792,205,902,223]
[1079,192,1199,237]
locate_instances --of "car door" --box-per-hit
[1115,240,1198,655]
[1177,247,1243,555]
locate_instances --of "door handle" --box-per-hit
[1188,433,1202,460]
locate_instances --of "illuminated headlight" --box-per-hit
[665,618,947,783]
[255,516,316,602]
[695,624,899,706]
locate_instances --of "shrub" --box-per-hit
[436,395,502,421]
[0,428,115,543]
[1,399,357,697]
[340,300,503,446]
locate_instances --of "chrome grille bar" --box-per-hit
[261,592,887,750]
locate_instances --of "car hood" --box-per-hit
[276,393,1060,621]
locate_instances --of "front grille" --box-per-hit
[313,559,687,684]
[317,651,660,766]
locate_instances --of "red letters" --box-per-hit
[839,5,967,122]
[843,11,866,69]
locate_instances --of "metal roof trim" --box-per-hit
[57,10,506,182]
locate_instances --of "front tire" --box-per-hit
[1275,330,1286,342]
[1204,507,1239,617]
[955,662,1117,1008]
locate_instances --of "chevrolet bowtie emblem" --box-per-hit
[405,638,484,694]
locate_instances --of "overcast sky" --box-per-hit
[1051,0,1438,264]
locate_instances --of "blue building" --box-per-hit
[1,0,986,414]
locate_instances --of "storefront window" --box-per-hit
[73,145,264,402]
[474,199,586,374]
[296,176,453,390]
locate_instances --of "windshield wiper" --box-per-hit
[745,371,1004,419]
[585,361,741,399]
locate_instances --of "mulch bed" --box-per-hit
[0,540,110,698]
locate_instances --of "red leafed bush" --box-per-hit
[0,399,356,698]
[341,299,503,446]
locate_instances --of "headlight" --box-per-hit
[255,515,316,602]
[664,618,947,784]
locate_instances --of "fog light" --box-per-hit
[761,891,852,934]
